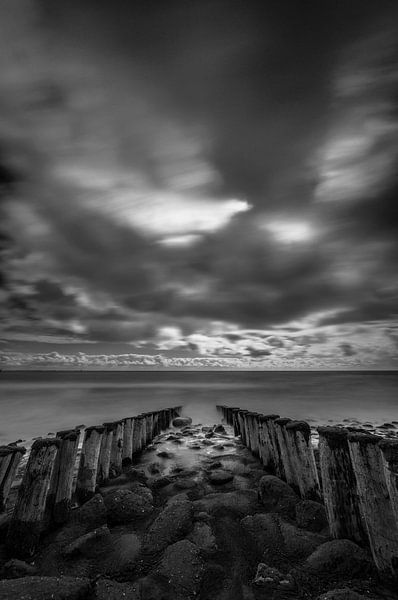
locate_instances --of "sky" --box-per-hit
[0,0,398,370]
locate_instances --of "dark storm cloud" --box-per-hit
[1,0,398,367]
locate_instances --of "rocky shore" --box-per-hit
[0,417,397,600]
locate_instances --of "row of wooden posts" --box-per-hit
[217,405,398,580]
[0,406,181,558]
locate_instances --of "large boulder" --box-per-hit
[0,576,91,600]
[94,578,140,599]
[104,488,153,525]
[103,533,142,575]
[193,490,259,517]
[71,493,107,530]
[258,475,299,517]
[173,417,192,428]
[317,590,373,600]
[2,559,37,579]
[295,500,328,533]
[155,540,205,599]
[187,521,217,554]
[304,540,372,578]
[143,495,193,553]
[208,470,234,485]
[63,525,112,558]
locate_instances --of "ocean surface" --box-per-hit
[0,370,397,447]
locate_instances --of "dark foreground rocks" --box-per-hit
[0,416,396,600]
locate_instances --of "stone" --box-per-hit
[194,490,259,516]
[104,488,153,525]
[317,590,372,600]
[295,500,328,533]
[208,461,223,470]
[156,451,174,459]
[253,563,284,586]
[94,578,140,600]
[128,482,154,504]
[71,493,107,530]
[305,540,372,578]
[63,525,112,558]
[173,417,192,428]
[208,470,234,485]
[3,559,37,579]
[104,533,142,574]
[213,424,227,434]
[187,521,217,553]
[0,576,91,600]
[258,475,299,517]
[144,495,193,553]
[156,540,204,599]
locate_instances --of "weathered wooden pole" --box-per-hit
[97,422,116,484]
[152,412,159,437]
[237,410,249,446]
[264,414,286,479]
[132,415,144,455]
[7,438,60,558]
[51,429,80,524]
[348,432,398,577]
[285,421,321,500]
[256,414,280,472]
[273,417,295,485]
[76,426,104,503]
[109,420,124,477]
[318,427,366,545]
[232,408,241,437]
[145,413,154,443]
[0,445,26,513]
[122,418,134,466]
[379,439,398,523]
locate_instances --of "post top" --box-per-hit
[261,414,280,421]
[56,428,80,439]
[275,417,292,427]
[85,425,105,434]
[0,445,26,456]
[347,431,382,445]
[31,437,61,450]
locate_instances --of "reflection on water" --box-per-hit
[0,371,397,446]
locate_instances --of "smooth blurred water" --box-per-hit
[0,370,397,446]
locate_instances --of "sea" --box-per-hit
[0,370,397,448]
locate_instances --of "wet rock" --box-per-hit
[94,578,141,599]
[174,479,197,490]
[258,475,299,517]
[379,422,396,429]
[148,462,161,475]
[173,417,192,428]
[213,424,227,434]
[124,467,148,484]
[104,533,142,574]
[63,525,112,558]
[0,576,91,600]
[304,539,372,578]
[295,500,328,533]
[104,488,153,525]
[172,439,184,445]
[156,450,175,459]
[208,461,223,470]
[253,563,285,586]
[205,432,215,439]
[150,476,173,490]
[201,439,214,446]
[71,493,107,530]
[156,539,205,599]
[208,470,234,485]
[187,443,202,450]
[202,426,213,432]
[128,481,153,504]
[3,559,37,579]
[187,521,217,553]
[317,590,372,600]
[144,495,193,553]
[194,490,259,516]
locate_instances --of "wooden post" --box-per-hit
[152,412,159,437]
[97,422,116,484]
[132,415,144,455]
[264,414,285,479]
[51,429,80,524]
[348,432,398,577]
[76,426,104,503]
[285,421,320,500]
[0,445,26,513]
[232,408,241,437]
[379,439,398,523]
[318,427,366,545]
[237,410,249,446]
[7,438,60,558]
[145,413,153,443]
[110,420,124,476]
[273,418,295,485]
[122,418,134,466]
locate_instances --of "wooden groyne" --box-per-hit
[217,405,398,580]
[1,406,181,557]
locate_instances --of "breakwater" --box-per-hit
[0,407,181,557]
[217,405,398,580]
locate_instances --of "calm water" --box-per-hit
[0,370,397,446]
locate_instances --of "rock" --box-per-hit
[71,493,107,530]
[104,533,142,574]
[241,513,325,563]
[124,467,148,484]
[94,578,140,600]
[187,521,217,553]
[208,470,234,485]
[173,417,192,428]
[317,590,372,600]
[205,432,215,439]
[194,490,259,516]
[208,461,223,470]
[144,495,193,553]
[187,443,201,450]
[213,424,227,434]
[156,540,205,599]
[0,576,91,600]
[174,479,197,490]
[63,525,112,558]
[295,500,328,533]
[128,482,154,504]
[104,488,153,525]
[258,475,299,517]
[253,563,285,585]
[156,450,175,459]
[305,540,372,578]
[202,426,213,432]
[3,559,37,579]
